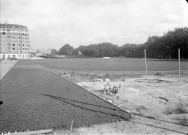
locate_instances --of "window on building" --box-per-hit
[13,44,15,46]
[3,32,5,35]
[13,48,15,50]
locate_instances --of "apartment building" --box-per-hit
[0,23,31,59]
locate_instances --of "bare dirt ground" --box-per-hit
[54,70,188,134]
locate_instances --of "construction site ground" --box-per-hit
[1,60,188,135]
[54,70,188,135]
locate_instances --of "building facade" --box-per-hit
[0,23,31,59]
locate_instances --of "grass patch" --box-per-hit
[164,102,187,115]
[173,103,187,114]
[164,102,188,126]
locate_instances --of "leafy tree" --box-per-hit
[58,44,74,56]
[145,27,188,59]
[51,49,58,55]
[56,27,188,59]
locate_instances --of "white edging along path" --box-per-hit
[0,60,18,80]
[6,129,53,135]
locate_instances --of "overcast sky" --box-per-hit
[1,0,187,50]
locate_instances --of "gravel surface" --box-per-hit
[0,61,131,133]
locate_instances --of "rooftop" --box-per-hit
[0,23,28,30]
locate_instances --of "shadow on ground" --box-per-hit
[42,93,131,121]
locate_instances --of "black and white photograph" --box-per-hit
[0,0,188,134]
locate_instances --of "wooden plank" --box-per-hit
[144,49,147,77]
[10,129,53,135]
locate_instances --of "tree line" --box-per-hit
[51,27,188,59]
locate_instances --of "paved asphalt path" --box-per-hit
[0,60,131,133]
